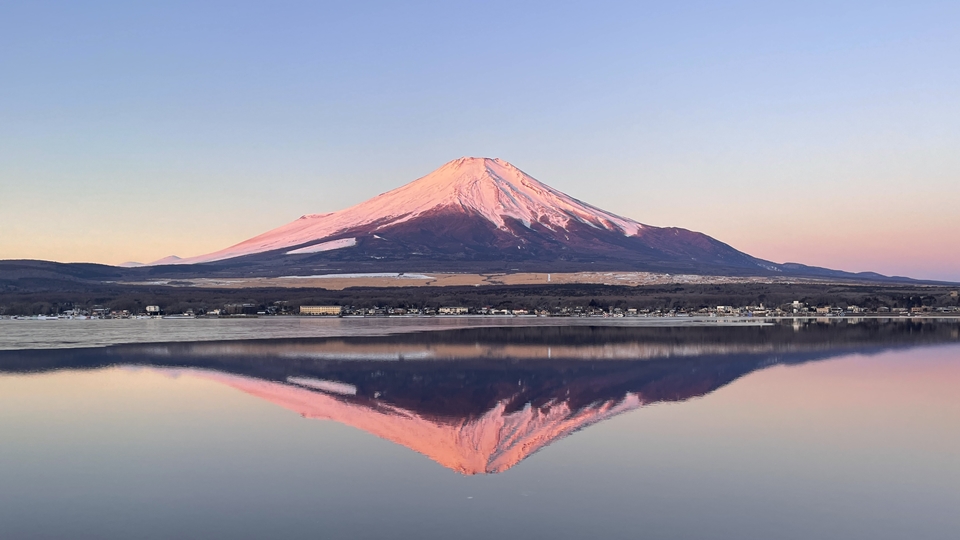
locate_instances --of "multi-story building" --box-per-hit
[300,305,343,316]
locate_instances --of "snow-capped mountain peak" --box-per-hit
[174,157,643,264]
[372,157,644,234]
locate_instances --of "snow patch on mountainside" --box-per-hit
[285,237,357,255]
[171,157,645,264]
[287,376,357,395]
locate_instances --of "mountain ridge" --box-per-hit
[152,157,783,276]
[0,158,948,283]
[174,157,650,264]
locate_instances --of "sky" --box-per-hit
[1,0,958,281]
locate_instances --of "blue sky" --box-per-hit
[1,1,958,279]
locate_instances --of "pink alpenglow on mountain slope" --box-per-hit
[175,158,645,264]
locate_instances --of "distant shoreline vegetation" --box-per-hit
[0,282,957,318]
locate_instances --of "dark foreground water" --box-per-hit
[1,320,958,539]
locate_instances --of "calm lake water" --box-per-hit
[1,320,958,539]
[0,315,762,350]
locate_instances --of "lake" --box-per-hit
[1,319,958,539]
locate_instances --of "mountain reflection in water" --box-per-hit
[2,320,958,475]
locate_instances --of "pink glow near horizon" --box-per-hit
[5,162,957,281]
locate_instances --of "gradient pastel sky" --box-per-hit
[1,1,958,280]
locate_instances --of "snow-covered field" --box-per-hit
[124,271,819,290]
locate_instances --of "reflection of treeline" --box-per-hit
[346,319,960,348]
[0,344,789,417]
[0,281,958,316]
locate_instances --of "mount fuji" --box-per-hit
[165,157,790,276]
